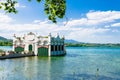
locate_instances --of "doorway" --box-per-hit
[29,44,32,52]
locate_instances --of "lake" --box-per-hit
[0,46,120,80]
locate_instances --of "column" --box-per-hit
[34,43,38,56]
[48,33,51,56]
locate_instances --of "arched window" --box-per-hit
[43,41,48,45]
[38,41,41,45]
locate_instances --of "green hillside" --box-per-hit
[0,36,8,41]
[0,36,12,46]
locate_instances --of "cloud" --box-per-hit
[33,20,41,23]
[33,20,49,24]
[0,0,6,2]
[66,28,110,41]
[111,23,120,27]
[15,3,26,8]
[67,11,120,27]
[66,18,87,27]
[112,29,119,32]
[104,25,110,28]
[1,20,109,40]
[87,11,120,23]
[0,13,13,23]
[0,10,120,43]
[0,18,60,38]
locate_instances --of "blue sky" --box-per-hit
[0,0,120,43]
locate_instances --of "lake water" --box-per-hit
[0,46,120,80]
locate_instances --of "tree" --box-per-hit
[0,0,66,23]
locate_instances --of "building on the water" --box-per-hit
[13,32,66,56]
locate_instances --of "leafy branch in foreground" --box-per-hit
[0,0,18,13]
[0,0,66,23]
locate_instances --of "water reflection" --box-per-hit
[10,56,65,80]
[0,47,120,80]
[49,57,65,80]
[23,57,38,80]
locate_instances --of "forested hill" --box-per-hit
[0,36,8,41]
[65,39,80,43]
[0,36,12,46]
[65,42,120,48]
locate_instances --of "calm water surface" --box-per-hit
[0,46,120,80]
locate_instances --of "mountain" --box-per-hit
[0,36,12,41]
[0,36,7,41]
[65,39,80,43]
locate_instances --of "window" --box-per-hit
[59,45,61,51]
[43,41,48,45]
[62,45,64,50]
[38,41,41,45]
[51,45,54,51]
[55,45,57,51]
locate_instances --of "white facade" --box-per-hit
[13,32,66,56]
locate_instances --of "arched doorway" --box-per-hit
[29,44,32,52]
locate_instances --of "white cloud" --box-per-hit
[111,23,120,27]
[67,11,120,26]
[0,0,6,3]
[66,28,110,41]
[0,19,60,39]
[104,25,110,28]
[0,10,120,43]
[33,20,49,24]
[0,13,13,23]
[1,23,110,43]
[33,20,41,23]
[86,11,120,25]
[15,3,26,8]
[112,29,119,32]
[67,18,87,27]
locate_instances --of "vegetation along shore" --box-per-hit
[65,43,120,48]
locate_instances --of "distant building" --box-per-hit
[13,32,66,56]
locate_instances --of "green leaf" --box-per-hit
[28,0,31,2]
[37,0,41,3]
[0,0,66,23]
[0,6,2,9]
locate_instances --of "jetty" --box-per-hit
[0,53,34,59]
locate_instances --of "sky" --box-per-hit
[0,0,120,43]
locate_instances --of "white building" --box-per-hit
[13,32,66,56]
